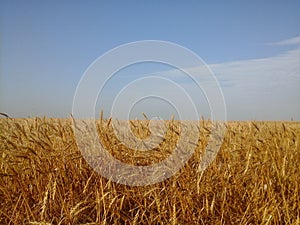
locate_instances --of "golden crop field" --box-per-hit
[0,117,299,224]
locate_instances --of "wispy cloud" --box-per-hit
[267,35,300,46]
[211,46,300,91]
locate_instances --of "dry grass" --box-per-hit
[0,117,299,224]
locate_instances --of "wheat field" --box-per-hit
[0,117,299,224]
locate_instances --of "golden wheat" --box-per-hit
[0,117,299,224]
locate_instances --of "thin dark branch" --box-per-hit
[0,112,10,118]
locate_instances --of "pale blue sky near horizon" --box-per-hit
[1,1,300,120]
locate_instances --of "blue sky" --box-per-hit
[1,1,299,120]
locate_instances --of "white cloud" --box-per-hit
[268,36,300,46]
[205,41,300,120]
[211,46,300,90]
